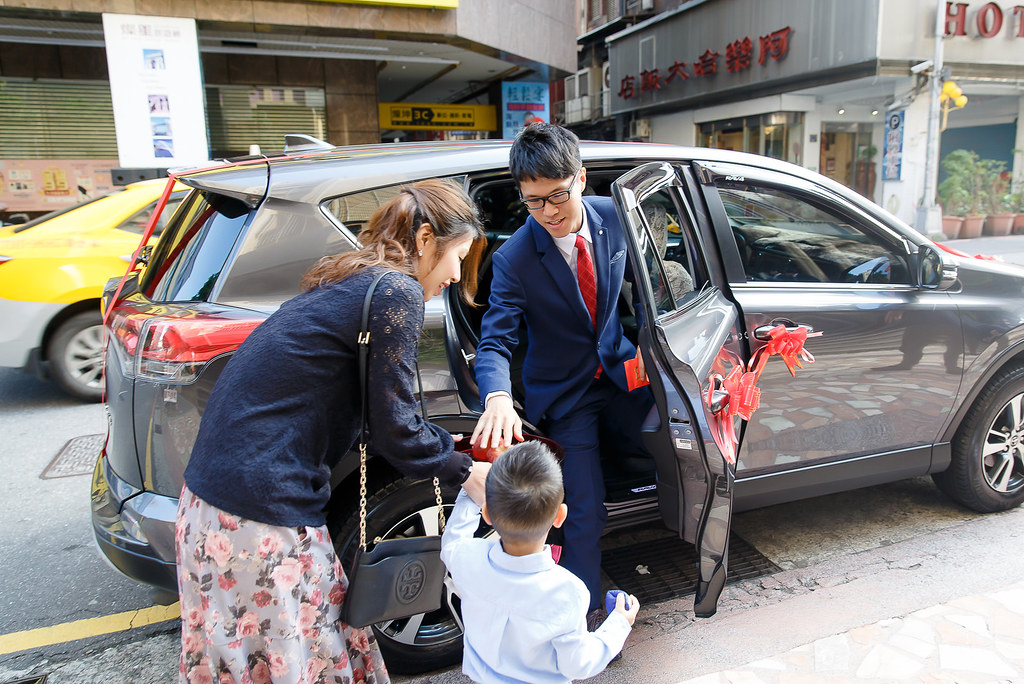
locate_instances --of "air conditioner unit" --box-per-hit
[629,118,651,139]
[641,0,654,10]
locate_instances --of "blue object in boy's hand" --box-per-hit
[605,589,630,614]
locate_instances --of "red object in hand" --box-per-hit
[471,441,512,463]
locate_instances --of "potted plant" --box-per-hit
[1008,190,1024,234]
[938,150,994,239]
[983,170,1014,236]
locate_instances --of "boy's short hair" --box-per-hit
[509,123,581,185]
[485,441,564,544]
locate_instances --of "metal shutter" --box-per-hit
[0,79,117,158]
[205,85,326,157]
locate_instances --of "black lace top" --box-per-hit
[184,266,471,527]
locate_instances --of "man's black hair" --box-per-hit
[509,123,582,185]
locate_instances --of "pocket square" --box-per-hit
[610,250,625,263]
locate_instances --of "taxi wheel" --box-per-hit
[934,365,1024,512]
[48,311,104,402]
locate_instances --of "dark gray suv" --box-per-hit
[92,139,1024,673]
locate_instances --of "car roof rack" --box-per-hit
[284,134,334,154]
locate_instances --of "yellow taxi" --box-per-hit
[0,179,187,400]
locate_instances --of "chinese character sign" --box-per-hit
[616,26,792,102]
[102,13,209,168]
[883,111,904,181]
[502,81,550,139]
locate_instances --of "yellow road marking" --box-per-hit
[0,602,180,656]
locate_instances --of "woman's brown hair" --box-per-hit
[300,178,486,305]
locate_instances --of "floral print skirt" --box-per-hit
[175,485,390,684]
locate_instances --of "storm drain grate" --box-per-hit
[602,534,779,606]
[40,434,104,479]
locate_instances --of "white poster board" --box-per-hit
[102,13,209,168]
[501,82,550,140]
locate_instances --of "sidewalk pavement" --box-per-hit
[682,580,1024,683]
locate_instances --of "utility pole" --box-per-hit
[916,0,946,239]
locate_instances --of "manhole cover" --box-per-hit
[40,434,104,479]
[601,533,779,606]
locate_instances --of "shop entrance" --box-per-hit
[820,122,875,198]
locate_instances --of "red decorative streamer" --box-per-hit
[705,325,821,465]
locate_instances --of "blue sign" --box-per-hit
[501,81,550,140]
[883,111,904,181]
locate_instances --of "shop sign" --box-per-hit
[944,2,1024,38]
[883,111,905,182]
[501,82,550,139]
[379,102,496,131]
[617,27,792,101]
[306,0,457,7]
[102,14,209,169]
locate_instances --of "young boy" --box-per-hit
[441,441,639,684]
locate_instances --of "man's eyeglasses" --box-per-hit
[520,171,580,210]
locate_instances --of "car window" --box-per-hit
[716,181,910,284]
[141,191,251,302]
[323,186,404,235]
[634,187,708,315]
[116,192,188,237]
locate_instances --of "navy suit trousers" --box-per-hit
[540,374,654,611]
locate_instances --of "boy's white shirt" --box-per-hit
[440,489,631,684]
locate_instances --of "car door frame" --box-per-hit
[611,161,747,617]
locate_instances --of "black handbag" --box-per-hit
[339,270,448,629]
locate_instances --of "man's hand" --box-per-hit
[470,393,523,450]
[461,460,491,507]
[633,348,647,384]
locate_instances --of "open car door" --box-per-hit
[610,162,747,617]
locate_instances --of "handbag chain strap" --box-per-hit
[357,269,445,549]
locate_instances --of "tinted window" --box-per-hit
[141,191,250,302]
[717,181,910,285]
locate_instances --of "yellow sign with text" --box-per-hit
[307,0,457,8]
[379,102,497,131]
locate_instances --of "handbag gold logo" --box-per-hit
[396,560,427,604]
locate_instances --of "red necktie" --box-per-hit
[575,233,602,378]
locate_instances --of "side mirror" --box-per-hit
[918,244,958,290]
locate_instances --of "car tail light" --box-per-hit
[108,308,264,383]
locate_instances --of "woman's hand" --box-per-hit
[461,460,491,507]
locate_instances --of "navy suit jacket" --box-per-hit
[476,196,637,424]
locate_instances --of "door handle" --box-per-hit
[753,321,813,341]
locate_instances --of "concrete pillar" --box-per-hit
[880,81,936,234]
[803,110,822,174]
[324,60,380,146]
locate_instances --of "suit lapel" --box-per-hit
[530,219,596,331]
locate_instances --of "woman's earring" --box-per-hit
[418,250,423,257]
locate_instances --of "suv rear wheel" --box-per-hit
[329,476,473,674]
[934,365,1024,512]
[48,310,104,401]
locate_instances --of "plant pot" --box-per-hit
[961,215,985,238]
[1014,213,1024,234]
[941,215,964,240]
[983,213,1015,236]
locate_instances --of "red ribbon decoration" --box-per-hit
[705,325,821,465]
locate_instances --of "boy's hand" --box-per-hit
[461,460,491,507]
[614,592,640,626]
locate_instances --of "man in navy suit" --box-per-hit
[471,124,653,619]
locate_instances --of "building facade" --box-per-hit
[565,0,1024,234]
[0,0,575,216]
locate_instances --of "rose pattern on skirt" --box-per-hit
[176,486,388,683]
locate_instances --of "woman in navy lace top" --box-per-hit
[175,179,488,684]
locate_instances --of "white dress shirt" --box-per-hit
[440,490,630,684]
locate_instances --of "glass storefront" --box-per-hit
[699,112,803,165]
[820,122,875,198]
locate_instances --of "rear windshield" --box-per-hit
[140,190,251,302]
